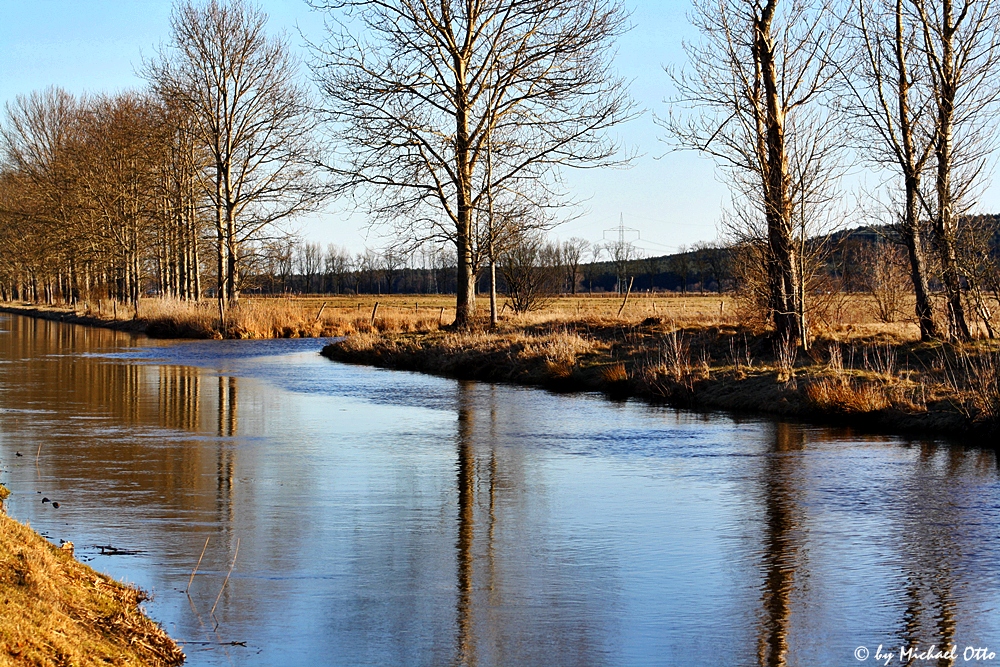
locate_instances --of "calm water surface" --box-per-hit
[1,313,999,666]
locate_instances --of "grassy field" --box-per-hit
[3,290,933,342]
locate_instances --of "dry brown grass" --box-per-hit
[805,377,893,414]
[2,291,956,344]
[0,507,183,666]
[323,300,1000,434]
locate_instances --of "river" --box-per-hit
[1,313,999,666]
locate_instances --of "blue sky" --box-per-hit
[9,0,985,258]
[0,0,732,256]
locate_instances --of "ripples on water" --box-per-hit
[0,314,999,666]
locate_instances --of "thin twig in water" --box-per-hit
[210,538,240,621]
[187,536,211,594]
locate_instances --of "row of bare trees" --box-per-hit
[0,88,203,305]
[0,0,323,313]
[1,0,632,327]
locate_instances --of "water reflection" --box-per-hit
[2,313,1000,667]
[756,423,804,667]
[895,444,964,667]
[456,383,476,666]
[449,382,611,667]
[158,365,201,432]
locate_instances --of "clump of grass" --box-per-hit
[601,362,628,383]
[805,377,892,414]
[662,328,691,383]
[774,334,797,383]
[942,345,1000,423]
[0,509,183,665]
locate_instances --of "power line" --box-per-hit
[603,212,641,247]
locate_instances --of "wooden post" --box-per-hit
[438,307,445,326]
[616,277,634,317]
[315,302,327,322]
[370,301,380,326]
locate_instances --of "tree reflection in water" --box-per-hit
[456,382,477,667]
[450,381,608,667]
[756,422,804,667]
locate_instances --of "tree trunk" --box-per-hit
[756,1,802,347]
[215,165,227,314]
[226,203,238,303]
[453,54,475,328]
[934,0,971,341]
[903,180,939,340]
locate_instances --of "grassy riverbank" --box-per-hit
[0,489,184,666]
[0,296,454,339]
[322,316,1000,438]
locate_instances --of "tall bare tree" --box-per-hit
[664,0,843,347]
[560,237,591,294]
[910,0,1000,340]
[840,0,941,340]
[145,0,324,314]
[310,0,634,327]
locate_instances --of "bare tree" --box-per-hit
[324,243,352,294]
[858,239,912,322]
[910,0,1000,340]
[582,244,604,293]
[145,0,324,314]
[603,235,637,294]
[664,0,843,347]
[310,0,634,327]
[560,237,591,294]
[840,0,941,339]
[381,247,405,295]
[500,232,560,313]
[297,241,323,292]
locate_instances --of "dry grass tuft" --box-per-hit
[601,362,628,383]
[806,377,892,414]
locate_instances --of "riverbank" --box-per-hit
[0,296,450,340]
[0,487,184,666]
[321,319,1000,438]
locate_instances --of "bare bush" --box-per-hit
[857,241,912,323]
[500,234,560,314]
